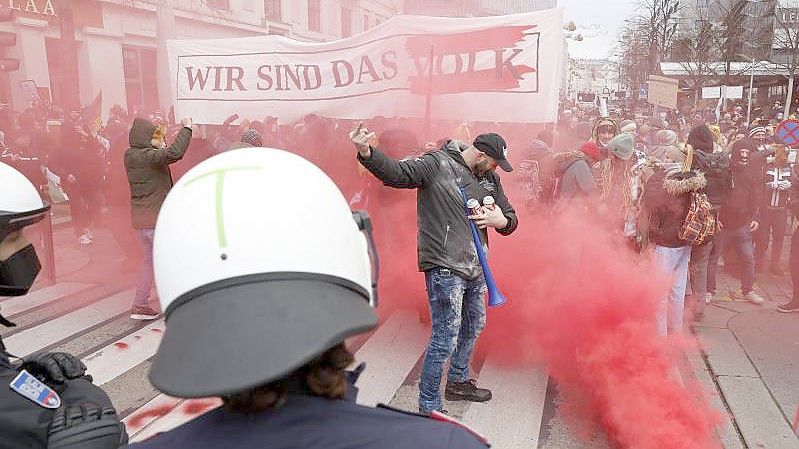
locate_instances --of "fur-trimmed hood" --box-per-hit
[663,170,706,196]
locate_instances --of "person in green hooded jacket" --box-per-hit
[124,116,193,320]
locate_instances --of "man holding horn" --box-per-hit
[350,123,518,415]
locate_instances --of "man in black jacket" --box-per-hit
[351,123,518,415]
[708,139,765,304]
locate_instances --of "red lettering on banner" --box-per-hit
[405,25,537,94]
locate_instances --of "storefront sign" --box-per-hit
[7,0,57,17]
[168,9,564,124]
[778,8,799,28]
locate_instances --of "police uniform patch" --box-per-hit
[9,369,61,409]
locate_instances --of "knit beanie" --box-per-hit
[656,129,677,146]
[240,129,263,147]
[748,126,767,138]
[607,133,634,160]
[579,141,601,162]
[687,125,714,152]
[619,119,637,134]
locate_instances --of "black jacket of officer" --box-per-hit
[0,340,128,449]
[128,380,489,449]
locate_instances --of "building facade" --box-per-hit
[0,0,401,116]
[403,0,555,16]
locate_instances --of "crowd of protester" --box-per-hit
[537,99,799,337]
[2,95,798,331]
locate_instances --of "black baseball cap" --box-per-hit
[473,133,512,172]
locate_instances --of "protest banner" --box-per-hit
[168,9,564,124]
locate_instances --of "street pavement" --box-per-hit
[2,213,798,448]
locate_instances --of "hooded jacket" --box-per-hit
[720,146,761,229]
[644,167,707,247]
[124,118,192,229]
[358,140,517,280]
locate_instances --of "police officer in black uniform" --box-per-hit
[126,148,489,448]
[0,161,128,449]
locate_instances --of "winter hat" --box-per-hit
[656,129,677,146]
[748,126,767,138]
[240,129,263,147]
[607,133,634,160]
[579,141,601,161]
[687,125,715,152]
[619,119,637,133]
[731,138,754,163]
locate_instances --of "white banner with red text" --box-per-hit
[167,9,564,125]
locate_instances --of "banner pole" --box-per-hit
[424,43,435,140]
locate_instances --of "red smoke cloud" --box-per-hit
[325,134,722,447]
[483,201,722,448]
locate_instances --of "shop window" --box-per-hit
[308,0,320,32]
[341,7,351,37]
[265,0,281,21]
[123,46,158,113]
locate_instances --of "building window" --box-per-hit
[206,0,230,10]
[122,46,158,113]
[308,0,320,32]
[341,7,351,37]
[265,0,281,21]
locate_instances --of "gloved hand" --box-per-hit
[48,402,128,449]
[21,353,88,392]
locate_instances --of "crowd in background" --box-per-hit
[2,95,798,333]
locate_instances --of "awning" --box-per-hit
[660,61,793,77]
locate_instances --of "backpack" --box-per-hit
[517,142,556,209]
[679,191,717,245]
[677,146,717,245]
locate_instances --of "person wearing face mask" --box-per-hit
[707,139,765,305]
[350,123,517,416]
[755,145,792,275]
[0,162,128,449]
[124,116,193,321]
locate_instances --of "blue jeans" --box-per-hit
[708,225,755,294]
[653,245,691,336]
[133,229,155,308]
[419,267,487,413]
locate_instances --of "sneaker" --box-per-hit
[777,301,799,313]
[419,408,449,416]
[78,233,92,245]
[445,379,492,402]
[744,291,765,305]
[130,306,160,320]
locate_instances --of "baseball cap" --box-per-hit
[473,133,512,172]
